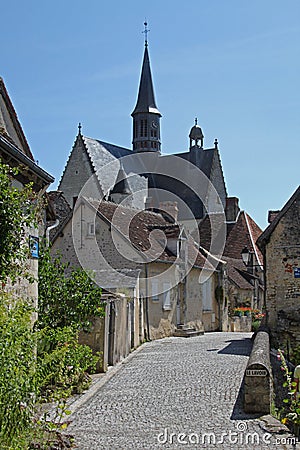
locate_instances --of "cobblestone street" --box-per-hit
[67,332,298,449]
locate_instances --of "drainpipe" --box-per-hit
[45,219,59,247]
[217,269,222,331]
[145,263,151,341]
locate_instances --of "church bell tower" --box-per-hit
[132,22,162,153]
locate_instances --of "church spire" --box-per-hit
[132,22,162,153]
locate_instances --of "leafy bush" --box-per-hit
[0,162,103,447]
[0,293,37,449]
[277,349,300,437]
[38,246,104,331]
[0,293,98,448]
[251,319,261,332]
[37,326,98,399]
[290,345,300,367]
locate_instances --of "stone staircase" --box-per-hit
[173,324,204,338]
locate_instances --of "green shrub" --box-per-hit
[0,293,37,449]
[251,319,261,332]
[37,326,98,399]
[38,246,104,331]
[290,345,300,366]
[277,349,300,437]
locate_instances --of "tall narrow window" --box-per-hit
[201,276,212,311]
[140,120,143,137]
[151,279,159,302]
[87,222,95,236]
[163,282,172,310]
[140,119,148,137]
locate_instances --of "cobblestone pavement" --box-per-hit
[67,332,299,449]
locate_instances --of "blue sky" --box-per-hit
[1,0,299,229]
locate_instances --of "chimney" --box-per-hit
[225,197,240,222]
[145,196,153,210]
[268,210,280,224]
[159,201,178,223]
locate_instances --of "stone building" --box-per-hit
[0,77,54,307]
[257,186,300,352]
[49,192,227,339]
[199,197,264,314]
[58,35,227,229]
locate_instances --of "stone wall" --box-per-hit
[264,198,300,350]
[58,136,98,208]
[79,295,132,372]
[231,316,252,332]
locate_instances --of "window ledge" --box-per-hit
[163,305,172,311]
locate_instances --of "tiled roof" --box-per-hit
[86,199,209,268]
[257,186,300,249]
[198,210,263,267]
[47,191,72,222]
[198,213,222,248]
[94,268,140,290]
[224,211,263,266]
[88,199,178,262]
[223,257,253,290]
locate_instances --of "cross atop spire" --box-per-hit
[143,20,150,47]
[132,24,162,152]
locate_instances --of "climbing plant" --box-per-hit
[0,162,39,284]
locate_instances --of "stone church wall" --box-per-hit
[59,137,98,208]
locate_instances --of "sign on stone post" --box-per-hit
[244,331,272,414]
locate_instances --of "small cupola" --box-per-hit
[189,118,204,149]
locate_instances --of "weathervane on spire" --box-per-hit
[143,20,150,46]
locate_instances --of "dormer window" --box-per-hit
[87,222,95,236]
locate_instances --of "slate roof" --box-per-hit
[110,165,132,195]
[257,186,300,249]
[176,148,216,179]
[79,135,147,198]
[132,45,161,116]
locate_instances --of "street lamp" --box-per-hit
[241,246,259,309]
[241,246,252,267]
